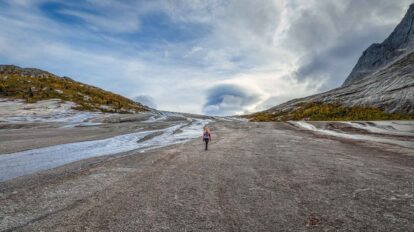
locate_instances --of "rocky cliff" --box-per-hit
[266,51,414,115]
[343,4,414,86]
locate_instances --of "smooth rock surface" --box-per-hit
[0,121,413,231]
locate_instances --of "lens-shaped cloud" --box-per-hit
[203,84,260,116]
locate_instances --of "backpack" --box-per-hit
[203,131,210,139]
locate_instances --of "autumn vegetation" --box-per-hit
[248,102,413,122]
[0,65,147,113]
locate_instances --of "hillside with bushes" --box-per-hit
[0,65,148,113]
[248,102,413,122]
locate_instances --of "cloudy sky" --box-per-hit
[0,0,412,115]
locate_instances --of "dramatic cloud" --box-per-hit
[203,84,260,116]
[284,0,412,89]
[0,0,411,115]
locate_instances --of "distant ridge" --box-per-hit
[0,65,58,78]
[0,65,148,113]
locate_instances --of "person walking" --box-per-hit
[202,126,211,151]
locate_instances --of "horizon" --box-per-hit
[0,0,412,116]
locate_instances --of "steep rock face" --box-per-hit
[343,4,414,86]
[265,50,414,115]
[258,4,414,118]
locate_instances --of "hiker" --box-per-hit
[202,126,211,151]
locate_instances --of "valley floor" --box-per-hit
[1,120,414,231]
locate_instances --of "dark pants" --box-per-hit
[204,139,209,150]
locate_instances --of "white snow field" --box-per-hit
[0,119,210,181]
[291,121,414,149]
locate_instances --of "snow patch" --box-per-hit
[291,121,414,149]
[346,121,414,137]
[0,98,102,125]
[143,115,168,123]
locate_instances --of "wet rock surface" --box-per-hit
[1,121,413,231]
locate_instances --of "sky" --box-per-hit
[0,0,412,115]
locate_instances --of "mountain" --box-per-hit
[343,4,414,86]
[0,65,148,113]
[249,5,414,121]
